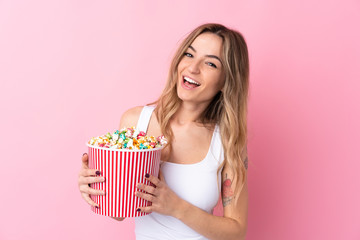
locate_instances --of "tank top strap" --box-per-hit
[136,105,156,133]
[210,124,225,166]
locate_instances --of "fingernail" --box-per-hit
[83,153,87,156]
[145,173,149,178]
[136,208,141,212]
[96,171,101,176]
[88,184,91,187]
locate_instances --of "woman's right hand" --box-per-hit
[78,153,105,208]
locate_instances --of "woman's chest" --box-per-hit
[150,129,212,164]
[147,118,214,164]
[169,131,213,164]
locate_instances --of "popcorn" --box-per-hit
[88,127,167,150]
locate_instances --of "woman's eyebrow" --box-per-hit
[188,45,223,66]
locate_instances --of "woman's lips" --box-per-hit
[183,76,201,86]
[181,77,200,90]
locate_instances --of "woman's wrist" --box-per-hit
[173,198,190,220]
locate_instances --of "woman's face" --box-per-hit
[177,32,225,105]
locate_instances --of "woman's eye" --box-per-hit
[184,52,193,57]
[207,62,217,68]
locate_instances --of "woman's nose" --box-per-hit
[188,60,201,74]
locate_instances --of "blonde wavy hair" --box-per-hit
[153,23,249,201]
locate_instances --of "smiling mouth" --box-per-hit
[183,76,201,88]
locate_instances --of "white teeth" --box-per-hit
[184,76,200,86]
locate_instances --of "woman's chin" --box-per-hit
[177,92,195,103]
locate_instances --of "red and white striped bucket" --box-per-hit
[87,144,162,218]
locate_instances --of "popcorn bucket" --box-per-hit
[87,144,162,218]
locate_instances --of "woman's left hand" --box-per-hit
[135,171,184,218]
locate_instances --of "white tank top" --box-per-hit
[134,106,224,240]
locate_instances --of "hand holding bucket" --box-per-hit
[88,145,162,218]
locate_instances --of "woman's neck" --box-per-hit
[172,101,209,126]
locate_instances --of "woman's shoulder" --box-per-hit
[118,106,144,129]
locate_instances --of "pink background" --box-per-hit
[0,0,359,239]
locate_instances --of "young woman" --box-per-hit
[78,23,249,240]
